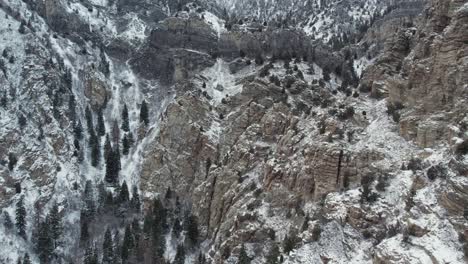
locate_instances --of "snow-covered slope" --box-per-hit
[0,0,467,263]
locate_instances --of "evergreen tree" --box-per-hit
[115,141,122,171]
[143,212,153,236]
[172,218,181,239]
[105,148,119,184]
[121,224,135,261]
[89,128,100,167]
[128,132,134,148]
[105,191,114,210]
[48,202,62,248]
[97,108,106,137]
[197,252,206,264]
[85,106,94,135]
[301,214,310,232]
[113,230,122,263]
[311,224,321,242]
[3,211,13,230]
[165,187,172,200]
[102,228,114,264]
[283,231,298,254]
[0,91,7,108]
[16,257,21,264]
[130,185,141,212]
[97,182,107,213]
[92,243,99,264]
[140,100,149,126]
[100,48,110,77]
[238,244,250,264]
[173,244,185,264]
[84,244,94,264]
[15,196,26,239]
[74,120,83,140]
[150,199,166,260]
[18,113,26,128]
[184,214,199,247]
[118,181,130,204]
[18,21,27,34]
[83,180,96,219]
[122,134,130,155]
[104,134,112,160]
[121,104,129,132]
[265,244,280,264]
[22,254,31,264]
[80,216,90,245]
[153,198,167,233]
[36,220,53,263]
[131,218,141,244]
[8,152,18,171]
[112,120,120,144]
[69,94,76,124]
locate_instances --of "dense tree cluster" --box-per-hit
[76,183,202,264]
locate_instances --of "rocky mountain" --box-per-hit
[0,0,467,263]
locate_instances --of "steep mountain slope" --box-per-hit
[0,0,467,263]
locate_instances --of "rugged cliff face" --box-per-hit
[0,0,467,263]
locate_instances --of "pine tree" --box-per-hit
[113,230,122,263]
[102,228,114,264]
[89,128,100,167]
[118,181,129,204]
[18,21,27,34]
[121,104,129,132]
[283,231,298,254]
[115,141,122,171]
[16,257,21,264]
[265,244,280,264]
[74,120,83,140]
[105,148,119,184]
[130,185,141,212]
[0,91,7,108]
[3,211,13,230]
[184,214,199,247]
[84,244,94,264]
[36,220,53,264]
[86,106,94,135]
[122,134,130,155]
[69,94,76,124]
[238,244,250,264]
[104,134,112,160]
[131,218,141,244]
[128,132,134,147]
[173,244,185,264]
[97,108,106,137]
[97,181,107,212]
[16,196,26,239]
[172,218,181,239]
[100,48,110,77]
[150,198,166,260]
[92,243,99,264]
[48,202,62,248]
[105,191,114,210]
[197,252,206,264]
[8,152,18,171]
[80,215,89,245]
[121,224,134,261]
[143,212,153,236]
[140,100,149,126]
[311,224,321,242]
[83,180,96,219]
[22,254,31,264]
[112,120,120,144]
[301,214,310,232]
